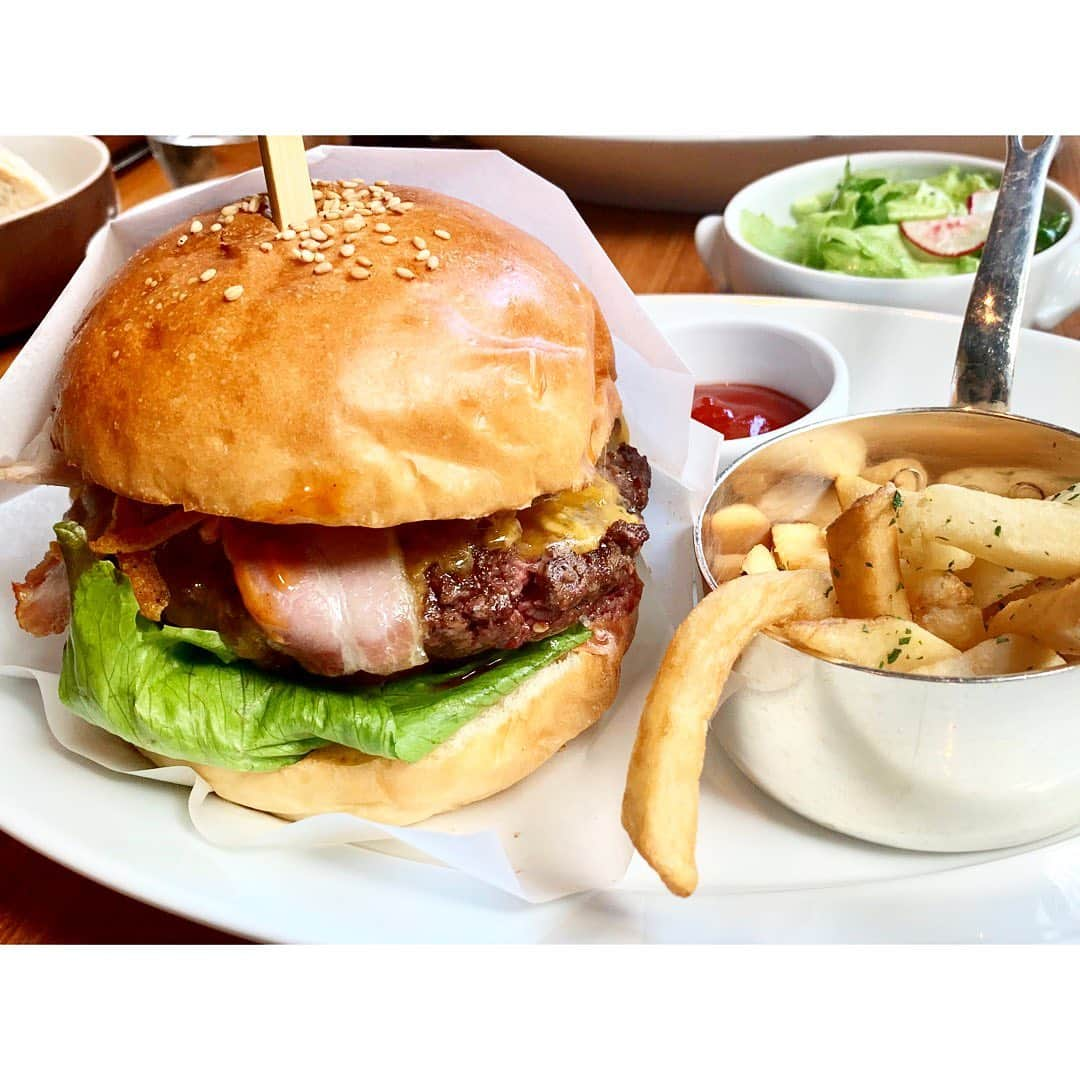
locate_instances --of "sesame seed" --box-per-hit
[411,236,427,250]
[300,250,316,263]
[349,265,370,280]
[427,255,440,270]
[299,230,311,240]
[190,219,203,234]
[342,180,358,189]
[259,242,273,253]
[340,243,356,257]
[223,285,244,301]
[312,189,324,202]
[222,214,235,224]
[323,210,341,221]
[221,204,240,216]
[318,239,334,250]
[277,229,297,241]
[300,239,319,251]
[313,262,333,275]
[112,349,120,359]
[314,252,326,262]
[178,292,188,301]
[199,268,217,282]
[414,249,431,261]
[145,277,154,286]
[343,217,365,233]
[381,235,398,245]
[399,201,415,210]
[356,255,373,267]
[374,223,391,234]
[177,235,188,247]
[434,228,451,240]
[396,267,416,280]
[310,227,327,242]
[210,223,222,233]
[370,201,385,214]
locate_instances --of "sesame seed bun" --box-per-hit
[142,611,634,825]
[53,183,620,526]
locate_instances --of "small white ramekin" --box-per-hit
[663,318,849,477]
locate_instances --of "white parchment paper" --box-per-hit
[0,147,722,902]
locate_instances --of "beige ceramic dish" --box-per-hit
[0,135,117,336]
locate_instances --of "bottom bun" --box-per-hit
[143,613,635,826]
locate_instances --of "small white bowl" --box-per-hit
[663,319,849,476]
[696,150,1080,330]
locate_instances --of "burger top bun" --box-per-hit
[54,183,621,527]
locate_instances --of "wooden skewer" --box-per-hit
[258,136,316,230]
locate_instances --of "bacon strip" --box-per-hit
[12,542,70,636]
[223,522,428,677]
[90,498,206,555]
[117,550,170,620]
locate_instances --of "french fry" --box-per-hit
[772,522,829,572]
[622,570,835,898]
[979,575,1057,623]
[835,474,879,511]
[895,490,975,574]
[754,475,841,528]
[825,485,911,619]
[862,457,928,492]
[958,559,1037,611]
[911,484,1080,577]
[987,577,1080,655]
[916,604,987,651]
[728,429,868,504]
[937,465,1078,499]
[741,544,778,575]
[708,503,771,556]
[913,634,1065,677]
[1050,482,1080,505]
[710,553,746,584]
[780,616,960,672]
[903,568,974,612]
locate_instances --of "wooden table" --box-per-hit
[3,143,1080,944]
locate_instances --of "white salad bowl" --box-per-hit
[695,150,1080,329]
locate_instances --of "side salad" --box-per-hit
[741,163,1071,279]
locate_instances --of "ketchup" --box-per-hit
[691,382,809,440]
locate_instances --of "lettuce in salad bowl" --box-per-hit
[739,162,1071,280]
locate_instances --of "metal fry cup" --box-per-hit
[693,137,1080,852]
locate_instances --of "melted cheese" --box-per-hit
[515,477,639,559]
[400,476,640,584]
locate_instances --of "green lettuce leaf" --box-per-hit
[739,162,1014,279]
[54,522,591,771]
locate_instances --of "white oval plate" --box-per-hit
[5,294,1080,943]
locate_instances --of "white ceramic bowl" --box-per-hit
[0,135,117,337]
[695,150,1080,330]
[663,318,849,476]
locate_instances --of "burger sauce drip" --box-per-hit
[691,383,809,440]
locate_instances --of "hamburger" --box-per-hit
[11,179,651,825]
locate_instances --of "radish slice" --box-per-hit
[900,214,990,257]
[968,189,998,216]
